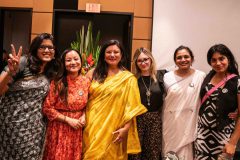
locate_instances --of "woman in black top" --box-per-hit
[128,47,166,160]
[195,44,240,159]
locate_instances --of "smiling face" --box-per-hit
[65,50,82,76]
[136,52,151,73]
[37,39,55,64]
[210,52,229,74]
[104,44,122,68]
[175,49,193,70]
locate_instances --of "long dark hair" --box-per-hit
[93,39,126,83]
[28,33,61,80]
[54,49,82,103]
[207,44,239,75]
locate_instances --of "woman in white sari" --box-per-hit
[162,46,205,160]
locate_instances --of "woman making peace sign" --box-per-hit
[0,33,61,159]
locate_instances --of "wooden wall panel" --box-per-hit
[133,17,152,40]
[32,13,53,34]
[31,34,37,42]
[0,0,33,8]
[78,0,134,12]
[33,0,53,12]
[134,0,152,17]
[132,39,151,58]
[100,0,134,12]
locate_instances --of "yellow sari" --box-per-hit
[83,71,147,160]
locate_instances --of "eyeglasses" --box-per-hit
[137,58,150,64]
[39,45,55,52]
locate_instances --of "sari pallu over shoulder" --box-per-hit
[163,70,205,159]
[83,71,147,160]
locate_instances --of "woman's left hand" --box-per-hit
[112,127,129,143]
[223,142,236,156]
[79,114,86,127]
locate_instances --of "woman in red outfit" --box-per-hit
[42,49,90,160]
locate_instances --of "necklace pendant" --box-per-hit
[146,90,151,96]
[147,102,150,106]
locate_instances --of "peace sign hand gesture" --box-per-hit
[7,44,22,76]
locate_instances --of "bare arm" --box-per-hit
[0,71,13,95]
[224,94,240,155]
[86,68,95,81]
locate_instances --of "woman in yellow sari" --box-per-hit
[83,40,147,160]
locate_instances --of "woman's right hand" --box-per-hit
[7,44,22,76]
[222,142,236,157]
[65,116,82,130]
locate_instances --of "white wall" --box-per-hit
[152,0,240,73]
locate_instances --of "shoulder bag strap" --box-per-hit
[201,74,237,105]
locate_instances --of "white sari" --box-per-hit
[162,70,205,160]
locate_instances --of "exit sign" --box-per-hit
[86,3,101,13]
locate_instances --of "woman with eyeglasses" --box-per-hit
[162,46,205,160]
[128,47,166,160]
[0,33,61,159]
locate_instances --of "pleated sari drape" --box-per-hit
[83,71,147,160]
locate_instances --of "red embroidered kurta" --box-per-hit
[42,75,90,160]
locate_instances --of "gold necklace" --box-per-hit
[141,76,151,106]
